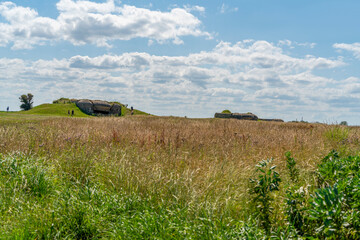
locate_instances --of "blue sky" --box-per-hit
[1,0,360,124]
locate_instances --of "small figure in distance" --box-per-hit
[130,106,134,115]
[68,110,70,116]
[71,110,74,116]
[7,106,9,112]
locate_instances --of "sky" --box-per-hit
[1,0,360,124]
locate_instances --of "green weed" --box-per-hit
[249,159,281,235]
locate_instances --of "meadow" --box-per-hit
[0,113,359,239]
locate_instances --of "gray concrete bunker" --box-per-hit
[76,99,122,115]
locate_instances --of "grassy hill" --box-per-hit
[1,100,149,120]
[52,98,149,116]
[19,103,89,117]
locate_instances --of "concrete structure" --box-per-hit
[76,99,121,116]
[215,112,284,122]
[214,112,259,120]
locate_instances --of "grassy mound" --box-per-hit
[51,98,150,116]
[19,103,89,117]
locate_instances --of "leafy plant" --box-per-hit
[285,186,307,236]
[317,151,360,187]
[308,185,347,239]
[285,151,299,183]
[249,159,281,235]
[308,152,360,239]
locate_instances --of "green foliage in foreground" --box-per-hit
[0,153,266,239]
[251,151,360,239]
[249,159,281,235]
[2,151,360,239]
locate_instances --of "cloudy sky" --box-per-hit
[1,0,360,124]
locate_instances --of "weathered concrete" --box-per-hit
[76,99,121,116]
[214,112,284,122]
[214,112,258,120]
[110,104,122,115]
[92,100,112,113]
[76,99,94,115]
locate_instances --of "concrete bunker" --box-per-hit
[76,99,122,116]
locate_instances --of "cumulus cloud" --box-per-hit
[0,0,210,49]
[1,39,355,123]
[334,43,360,59]
[68,40,343,74]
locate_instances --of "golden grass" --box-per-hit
[1,115,359,219]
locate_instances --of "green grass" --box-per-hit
[123,107,149,116]
[0,101,148,123]
[1,116,360,238]
[0,103,89,125]
[19,103,89,117]
[0,153,264,239]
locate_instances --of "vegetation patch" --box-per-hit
[1,116,360,238]
[19,103,89,117]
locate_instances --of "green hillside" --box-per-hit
[1,98,149,119]
[19,103,89,117]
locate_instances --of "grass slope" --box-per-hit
[19,103,89,117]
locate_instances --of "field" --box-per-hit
[1,113,360,239]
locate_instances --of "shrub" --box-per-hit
[306,152,360,239]
[285,151,299,183]
[317,151,360,187]
[340,121,348,126]
[308,185,347,239]
[249,159,281,235]
[53,98,72,104]
[221,109,231,114]
[285,186,307,236]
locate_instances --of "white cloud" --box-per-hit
[334,43,360,59]
[220,3,238,14]
[1,40,354,123]
[0,0,210,49]
[278,40,316,49]
[183,5,205,14]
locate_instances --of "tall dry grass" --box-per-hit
[1,116,359,220]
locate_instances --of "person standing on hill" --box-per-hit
[7,106,9,112]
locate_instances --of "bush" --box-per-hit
[249,159,281,235]
[52,98,72,104]
[221,109,231,114]
[340,121,348,126]
[309,185,347,239]
[285,151,299,183]
[305,152,360,239]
